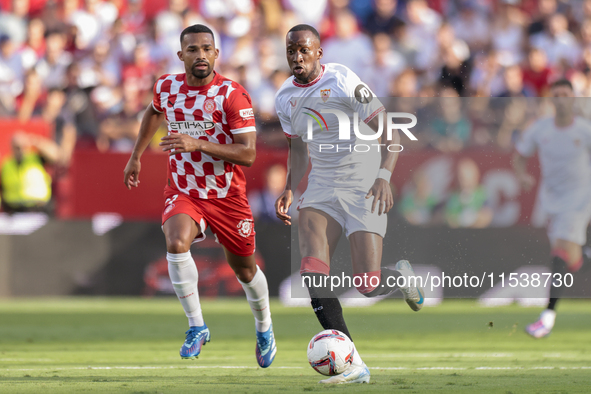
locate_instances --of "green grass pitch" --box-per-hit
[1,298,591,393]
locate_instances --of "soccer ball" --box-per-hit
[307,329,354,376]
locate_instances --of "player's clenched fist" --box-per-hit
[123,158,141,189]
[275,189,293,225]
[160,134,202,155]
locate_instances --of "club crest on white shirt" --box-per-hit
[320,88,331,102]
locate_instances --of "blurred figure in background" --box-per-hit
[0,133,58,213]
[430,86,472,152]
[530,13,580,69]
[0,34,25,115]
[322,9,373,76]
[444,157,492,228]
[498,64,534,97]
[362,33,406,97]
[248,164,287,223]
[522,47,554,96]
[364,0,403,37]
[514,79,591,339]
[35,31,72,90]
[398,170,439,226]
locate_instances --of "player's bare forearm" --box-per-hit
[130,104,164,160]
[160,132,256,167]
[512,152,535,191]
[365,113,396,215]
[367,112,399,173]
[285,136,309,192]
[124,104,163,189]
[275,136,307,225]
[512,152,527,176]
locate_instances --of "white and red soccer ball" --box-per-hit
[307,329,354,376]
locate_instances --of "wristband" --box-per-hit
[376,168,392,181]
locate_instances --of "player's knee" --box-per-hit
[234,265,257,283]
[166,237,191,254]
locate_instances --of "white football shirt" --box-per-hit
[516,116,591,213]
[275,63,385,191]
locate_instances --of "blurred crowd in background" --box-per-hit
[0,0,590,225]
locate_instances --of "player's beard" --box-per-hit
[191,64,212,79]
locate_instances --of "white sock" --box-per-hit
[351,342,364,366]
[167,251,204,327]
[541,309,556,329]
[237,265,272,332]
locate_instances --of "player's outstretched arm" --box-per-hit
[512,151,535,192]
[159,131,256,167]
[365,112,397,215]
[275,137,308,225]
[123,104,164,190]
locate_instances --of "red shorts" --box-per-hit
[162,186,256,256]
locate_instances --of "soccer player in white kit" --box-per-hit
[514,79,591,338]
[274,25,424,384]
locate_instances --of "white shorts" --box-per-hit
[547,206,591,245]
[297,185,387,238]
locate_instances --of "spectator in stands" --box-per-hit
[78,40,121,90]
[17,69,45,122]
[42,88,77,167]
[498,65,535,97]
[0,0,29,46]
[437,23,471,96]
[248,164,287,223]
[96,80,142,152]
[35,31,72,90]
[0,34,24,115]
[0,133,58,213]
[363,33,406,97]
[404,0,442,75]
[430,86,472,152]
[19,18,46,72]
[491,0,526,67]
[470,50,505,97]
[62,62,99,146]
[530,13,580,68]
[121,42,157,104]
[522,47,554,96]
[527,0,559,36]
[399,170,439,226]
[364,0,403,37]
[445,158,492,228]
[496,97,531,151]
[322,9,373,76]
[449,1,490,52]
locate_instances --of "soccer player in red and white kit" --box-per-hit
[123,24,276,367]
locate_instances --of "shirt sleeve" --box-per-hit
[151,75,168,113]
[515,121,539,157]
[275,94,297,138]
[225,85,257,134]
[343,68,385,124]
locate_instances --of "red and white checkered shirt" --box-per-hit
[152,72,256,199]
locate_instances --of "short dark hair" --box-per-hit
[287,24,320,42]
[180,24,215,46]
[551,78,573,91]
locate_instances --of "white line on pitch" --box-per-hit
[3,366,591,372]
